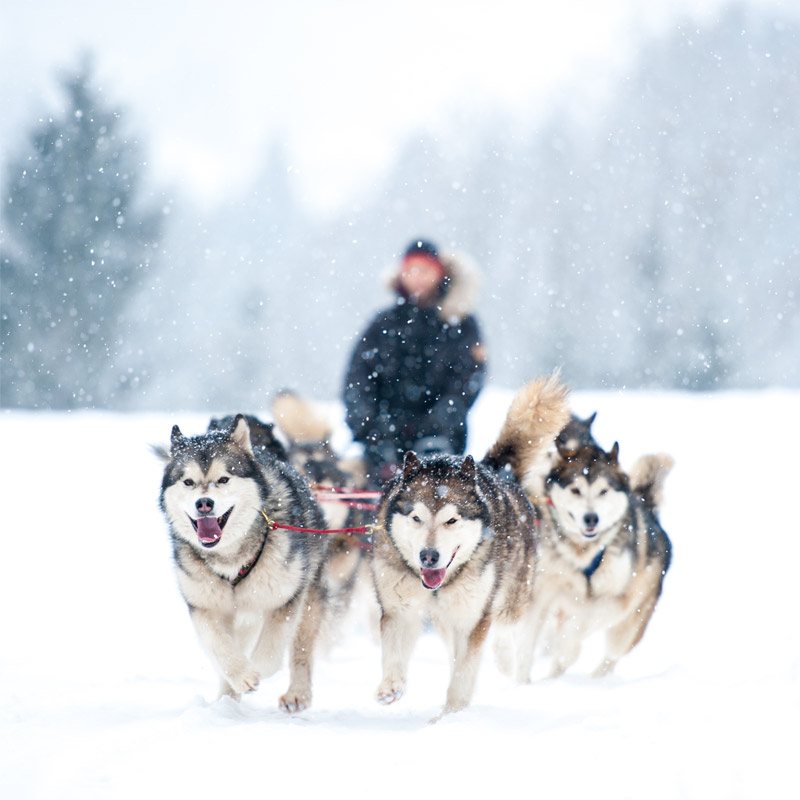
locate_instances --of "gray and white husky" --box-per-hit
[500,433,673,681]
[158,414,332,712]
[371,375,571,716]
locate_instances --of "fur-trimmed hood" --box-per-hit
[385,250,481,324]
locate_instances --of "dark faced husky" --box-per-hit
[271,389,377,644]
[207,413,288,462]
[159,415,331,712]
[371,375,570,716]
[521,411,599,499]
[271,389,368,529]
[515,442,673,680]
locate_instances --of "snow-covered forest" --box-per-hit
[2,1,798,410]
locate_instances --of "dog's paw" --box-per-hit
[591,659,616,679]
[279,690,311,713]
[376,678,405,705]
[227,663,260,695]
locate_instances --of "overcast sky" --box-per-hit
[1,0,786,213]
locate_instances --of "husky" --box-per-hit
[507,439,673,681]
[270,389,377,645]
[521,411,599,500]
[271,389,370,566]
[158,414,331,712]
[271,389,368,528]
[371,374,570,716]
[207,413,288,462]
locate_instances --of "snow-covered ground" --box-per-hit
[1,387,798,799]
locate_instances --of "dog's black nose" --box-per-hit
[584,512,599,528]
[419,548,440,568]
[196,497,215,514]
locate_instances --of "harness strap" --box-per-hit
[230,534,268,587]
[311,485,381,511]
[260,510,380,551]
[583,548,605,580]
[311,484,382,499]
[315,496,378,511]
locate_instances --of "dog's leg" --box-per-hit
[190,607,260,697]
[547,611,583,679]
[594,591,660,678]
[493,628,515,679]
[376,610,423,705]
[442,612,491,714]
[513,599,551,684]
[280,584,326,713]
[250,604,300,680]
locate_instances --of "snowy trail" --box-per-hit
[1,389,798,799]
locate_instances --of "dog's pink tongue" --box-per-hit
[421,568,446,590]
[196,516,222,544]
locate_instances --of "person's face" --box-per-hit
[399,256,443,301]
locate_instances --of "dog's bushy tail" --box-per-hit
[629,453,674,513]
[483,374,571,480]
[271,389,332,444]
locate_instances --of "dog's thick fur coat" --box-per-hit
[507,437,673,680]
[159,415,331,711]
[371,375,571,715]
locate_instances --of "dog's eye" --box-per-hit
[412,515,422,524]
[183,478,195,487]
[571,487,581,496]
[445,517,458,525]
[598,488,607,496]
[217,476,230,485]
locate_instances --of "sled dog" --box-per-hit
[510,439,673,680]
[371,374,570,715]
[271,389,368,529]
[522,411,599,499]
[158,414,331,711]
[271,389,376,643]
[207,413,288,462]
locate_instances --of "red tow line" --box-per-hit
[260,510,379,551]
[311,484,381,512]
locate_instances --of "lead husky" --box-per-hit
[502,434,673,681]
[159,414,331,712]
[371,374,570,715]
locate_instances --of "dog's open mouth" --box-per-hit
[420,547,460,591]
[190,507,233,547]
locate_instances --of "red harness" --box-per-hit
[311,485,381,512]
[260,510,379,552]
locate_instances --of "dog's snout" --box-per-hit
[196,497,215,515]
[583,512,599,528]
[419,548,440,568]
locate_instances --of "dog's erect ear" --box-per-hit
[460,454,476,484]
[402,451,421,480]
[585,411,597,429]
[608,441,620,463]
[170,425,185,455]
[229,414,254,454]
